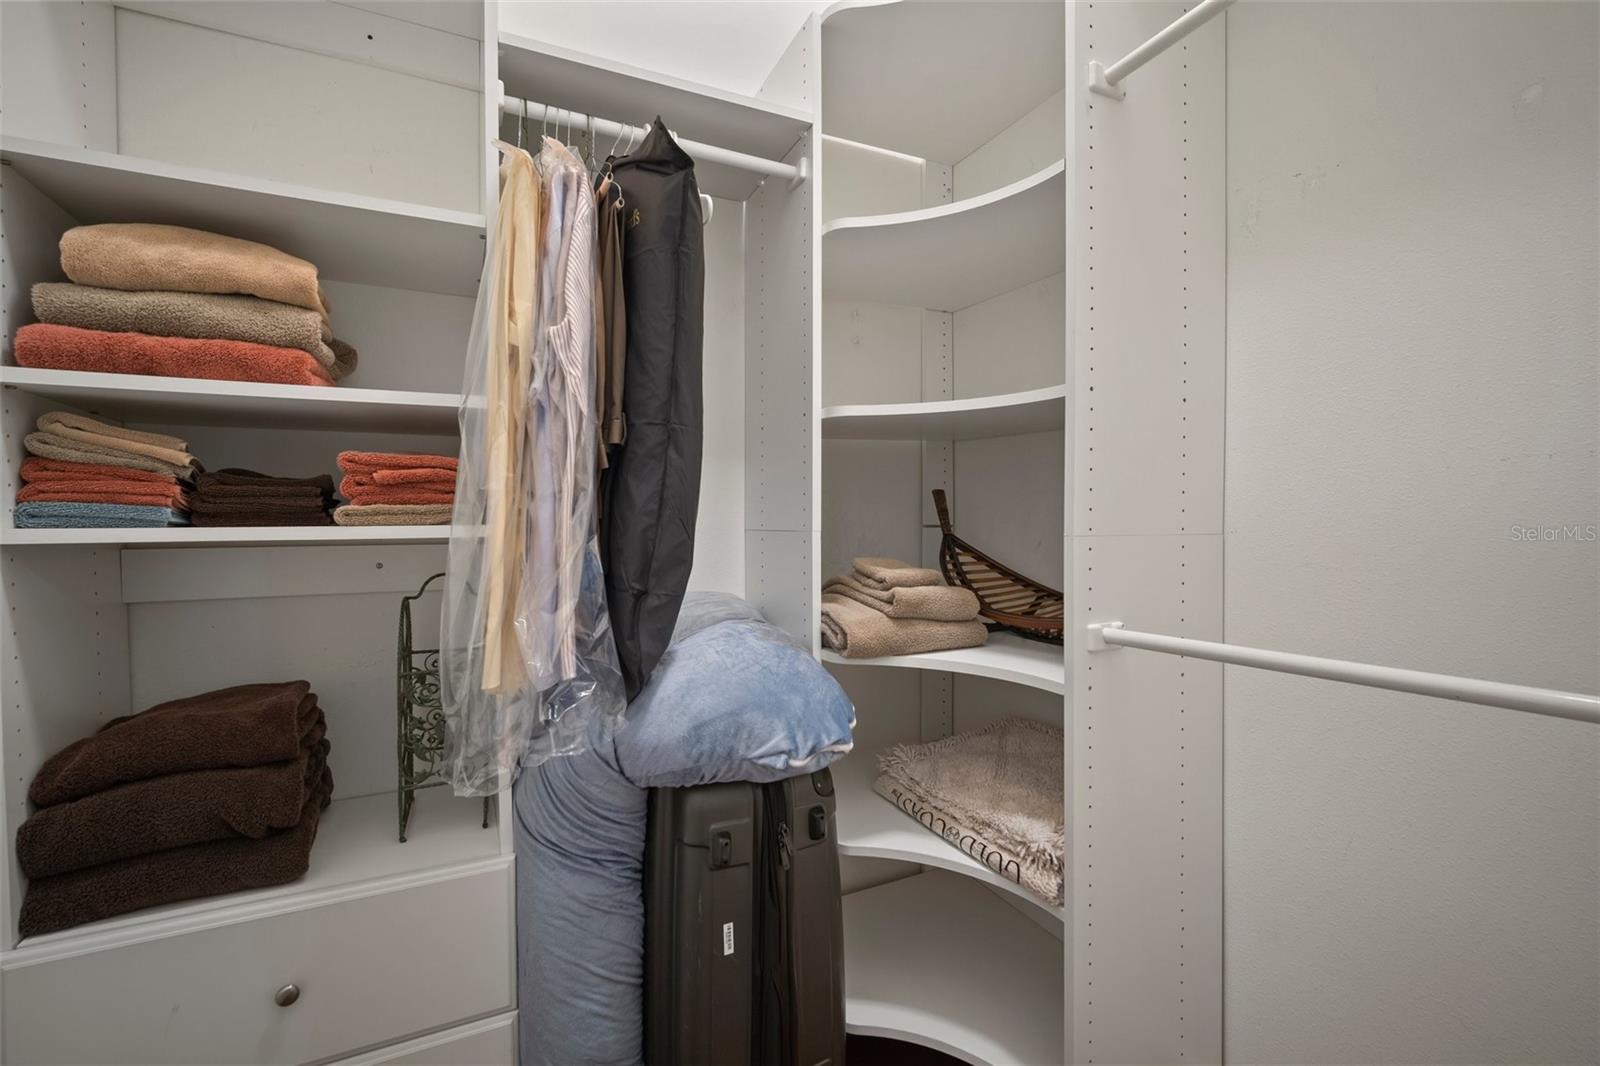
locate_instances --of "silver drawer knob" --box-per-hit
[274,984,300,1007]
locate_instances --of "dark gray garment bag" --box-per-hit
[601,118,705,700]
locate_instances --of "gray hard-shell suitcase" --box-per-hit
[644,769,846,1066]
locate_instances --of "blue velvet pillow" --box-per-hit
[611,592,856,787]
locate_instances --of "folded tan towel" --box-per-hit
[853,556,944,591]
[874,717,1063,906]
[60,224,331,324]
[332,503,453,526]
[37,411,195,469]
[820,593,987,658]
[24,432,198,481]
[822,572,979,621]
[32,283,356,379]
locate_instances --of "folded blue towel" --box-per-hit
[14,502,188,529]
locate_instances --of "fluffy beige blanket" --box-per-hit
[874,716,1064,905]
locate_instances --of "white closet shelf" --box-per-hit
[835,765,1065,921]
[844,870,1065,1066]
[821,385,1066,440]
[6,788,503,964]
[822,630,1065,695]
[821,0,1065,162]
[1,526,451,548]
[822,162,1065,311]
[497,33,811,202]
[0,137,487,298]
[0,368,459,434]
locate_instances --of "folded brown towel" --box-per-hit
[18,724,328,879]
[332,503,453,526]
[192,511,335,527]
[820,593,988,659]
[36,411,196,470]
[822,572,980,621]
[18,763,333,937]
[59,223,331,324]
[29,682,318,806]
[853,557,944,591]
[32,283,356,379]
[24,431,199,481]
[195,469,334,499]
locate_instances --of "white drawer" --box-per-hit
[330,1012,516,1066]
[2,866,513,1065]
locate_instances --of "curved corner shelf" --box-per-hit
[835,766,1064,921]
[822,162,1065,311]
[821,384,1065,441]
[0,137,486,297]
[0,367,459,435]
[844,870,1064,1066]
[822,0,1065,163]
[822,631,1065,695]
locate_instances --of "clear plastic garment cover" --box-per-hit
[441,139,626,796]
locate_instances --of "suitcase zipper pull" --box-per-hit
[777,821,793,871]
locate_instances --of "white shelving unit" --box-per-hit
[823,631,1065,695]
[822,162,1066,310]
[0,137,487,298]
[821,384,1066,441]
[843,871,1066,1066]
[818,2,1069,1061]
[0,368,459,434]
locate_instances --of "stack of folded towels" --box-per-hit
[820,557,988,658]
[334,450,457,526]
[15,223,357,387]
[17,681,333,936]
[190,469,336,527]
[15,410,198,528]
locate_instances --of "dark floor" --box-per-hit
[846,1035,967,1065]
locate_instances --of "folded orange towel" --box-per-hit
[370,467,458,487]
[15,324,335,388]
[338,480,454,507]
[20,457,179,486]
[340,471,454,493]
[336,451,457,474]
[17,486,191,509]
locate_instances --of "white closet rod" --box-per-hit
[1087,0,1238,99]
[1085,622,1600,724]
[499,93,807,188]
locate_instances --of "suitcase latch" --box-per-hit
[808,805,828,841]
[711,829,734,868]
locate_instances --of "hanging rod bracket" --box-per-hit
[1086,620,1125,651]
[789,155,810,191]
[1086,61,1126,101]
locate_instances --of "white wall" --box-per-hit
[496,1,825,95]
[1224,4,1599,1063]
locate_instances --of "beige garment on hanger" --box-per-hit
[480,146,541,695]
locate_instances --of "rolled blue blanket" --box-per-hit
[14,502,189,528]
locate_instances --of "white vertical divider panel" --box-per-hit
[1069,3,1226,1064]
[0,545,130,951]
[745,125,817,648]
[918,308,953,743]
